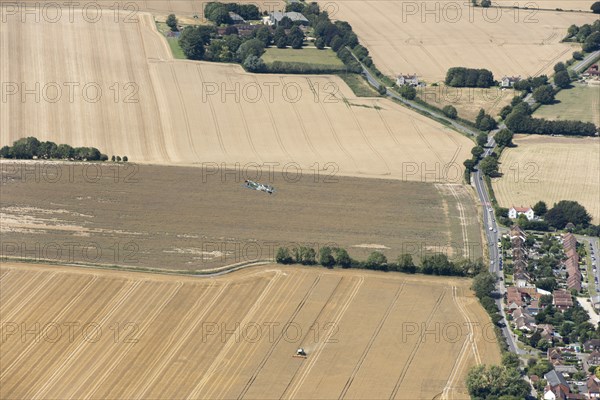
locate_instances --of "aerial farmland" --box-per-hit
[1,0,598,398]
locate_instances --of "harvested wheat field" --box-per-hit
[0,262,500,399]
[324,1,596,82]
[417,85,516,121]
[493,134,600,222]
[0,162,483,270]
[0,6,472,182]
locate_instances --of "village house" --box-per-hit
[544,370,570,400]
[553,289,573,311]
[585,339,600,352]
[509,206,535,220]
[588,375,600,398]
[585,64,600,77]
[396,73,420,86]
[589,350,600,366]
[500,76,521,88]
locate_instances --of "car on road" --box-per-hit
[489,227,493,231]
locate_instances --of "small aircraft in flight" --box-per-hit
[244,180,275,195]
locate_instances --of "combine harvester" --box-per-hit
[293,348,307,359]
[243,180,275,195]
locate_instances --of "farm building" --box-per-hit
[267,12,309,26]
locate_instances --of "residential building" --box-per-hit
[500,76,521,87]
[553,289,573,311]
[509,206,535,220]
[588,375,600,398]
[589,350,600,366]
[545,370,570,396]
[396,73,419,86]
[585,339,600,352]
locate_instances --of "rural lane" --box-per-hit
[572,50,600,73]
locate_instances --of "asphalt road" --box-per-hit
[572,50,600,73]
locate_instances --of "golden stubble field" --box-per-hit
[0,6,473,182]
[322,1,596,82]
[0,262,501,399]
[0,162,483,270]
[493,134,600,222]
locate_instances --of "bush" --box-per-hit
[442,105,458,119]
[243,55,266,72]
[276,247,293,264]
[592,1,600,13]
[166,14,178,31]
[123,156,128,162]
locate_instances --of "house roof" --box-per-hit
[228,12,245,21]
[271,11,308,23]
[545,370,569,388]
[511,206,532,212]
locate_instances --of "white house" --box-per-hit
[396,73,419,86]
[500,76,521,88]
[509,206,534,220]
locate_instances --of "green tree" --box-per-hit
[494,129,514,147]
[253,26,273,47]
[319,247,335,267]
[111,155,116,162]
[276,247,293,264]
[481,0,491,7]
[179,26,207,60]
[553,62,566,73]
[116,156,122,162]
[366,251,388,271]
[377,85,387,95]
[398,85,416,100]
[479,155,499,176]
[288,26,304,49]
[592,1,600,13]
[502,352,520,369]
[243,55,266,72]
[533,200,547,216]
[334,248,352,268]
[274,27,287,48]
[553,70,571,89]
[583,31,600,52]
[236,38,265,61]
[0,146,11,158]
[573,51,584,60]
[442,105,458,119]
[471,146,484,158]
[476,133,488,147]
[472,271,496,299]
[397,254,417,273]
[315,37,325,49]
[466,365,530,399]
[545,200,591,228]
[532,84,555,104]
[166,14,178,31]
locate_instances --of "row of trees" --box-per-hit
[204,2,260,25]
[275,246,488,277]
[503,97,597,136]
[0,137,108,161]
[475,108,497,131]
[567,19,600,52]
[445,67,494,88]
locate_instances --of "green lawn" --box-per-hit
[156,22,186,59]
[261,47,345,69]
[337,73,381,97]
[534,84,600,126]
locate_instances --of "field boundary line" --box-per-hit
[338,281,406,399]
[196,65,228,155]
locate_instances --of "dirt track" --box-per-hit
[0,262,501,399]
